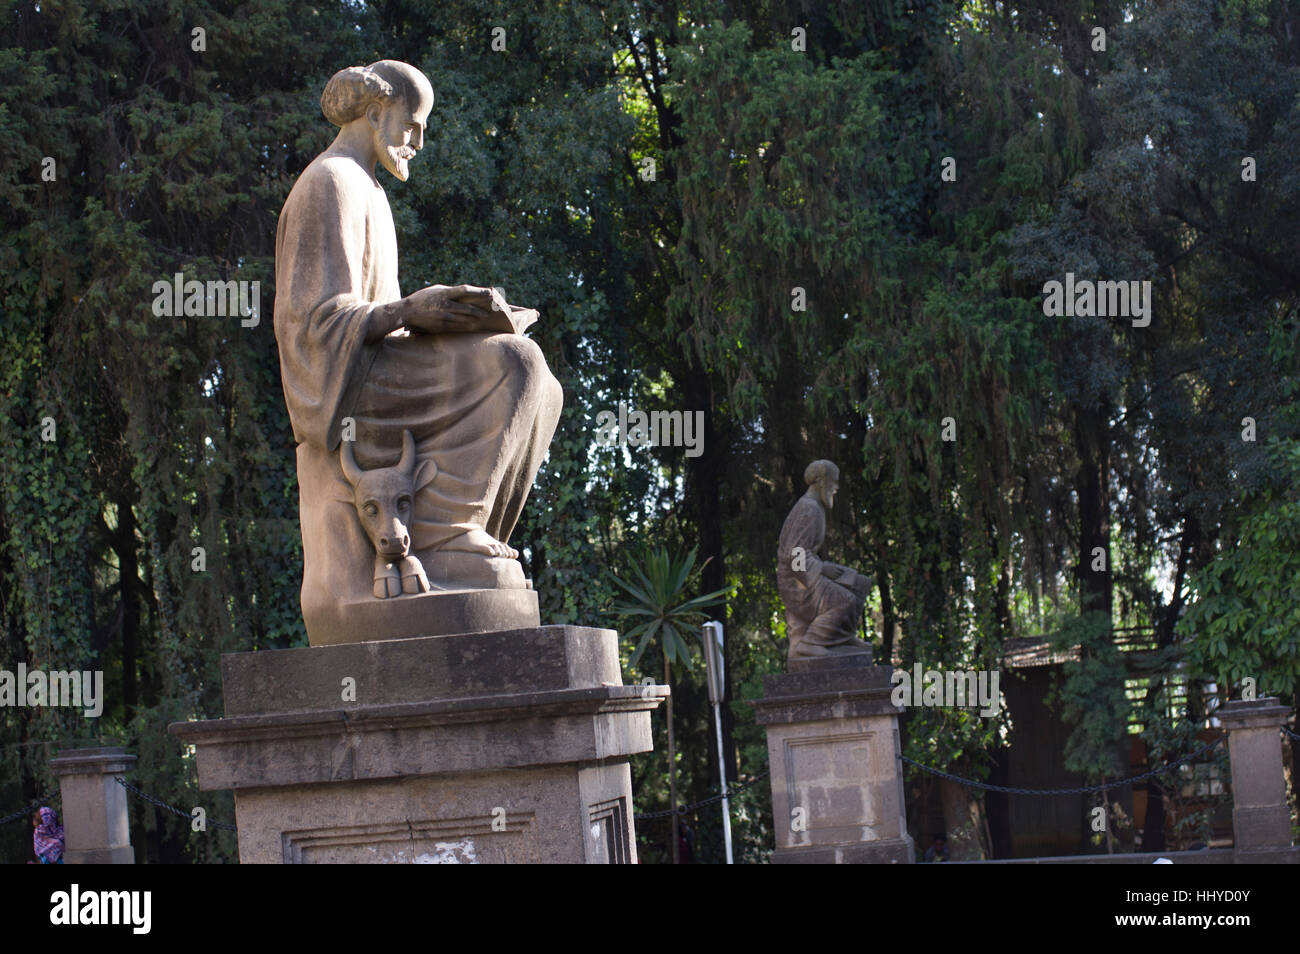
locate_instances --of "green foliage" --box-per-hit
[611,545,730,671]
[1141,707,1231,851]
[1184,438,1300,698]
[1049,611,1129,779]
[2,0,1298,862]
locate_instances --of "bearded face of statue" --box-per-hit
[369,98,427,182]
[817,469,840,512]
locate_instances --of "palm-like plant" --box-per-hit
[610,545,730,863]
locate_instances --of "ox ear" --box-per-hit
[413,458,437,491]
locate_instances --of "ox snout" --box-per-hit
[376,522,411,560]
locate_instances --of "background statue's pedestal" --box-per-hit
[751,652,914,864]
[171,625,665,864]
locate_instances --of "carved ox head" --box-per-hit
[340,430,437,561]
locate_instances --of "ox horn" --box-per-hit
[339,437,363,487]
[398,429,417,477]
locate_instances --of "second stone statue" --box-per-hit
[273,60,563,645]
[776,460,874,666]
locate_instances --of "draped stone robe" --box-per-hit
[274,152,562,643]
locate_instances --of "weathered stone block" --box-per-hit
[1218,697,1295,860]
[49,747,137,865]
[170,625,664,864]
[752,662,913,864]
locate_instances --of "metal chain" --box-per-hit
[6,728,1289,830]
[0,798,56,826]
[634,772,770,821]
[113,777,237,832]
[900,736,1226,796]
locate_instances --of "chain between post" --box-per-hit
[899,736,1226,796]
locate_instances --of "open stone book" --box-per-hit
[483,287,538,335]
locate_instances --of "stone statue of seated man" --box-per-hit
[273,60,562,644]
[776,460,873,665]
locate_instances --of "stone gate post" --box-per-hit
[48,746,137,864]
[1217,697,1297,863]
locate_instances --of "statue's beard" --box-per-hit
[382,143,416,181]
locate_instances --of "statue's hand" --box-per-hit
[404,284,497,334]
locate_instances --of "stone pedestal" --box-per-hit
[48,746,137,864]
[751,654,913,864]
[1218,697,1298,863]
[171,625,664,864]
[320,586,540,646]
